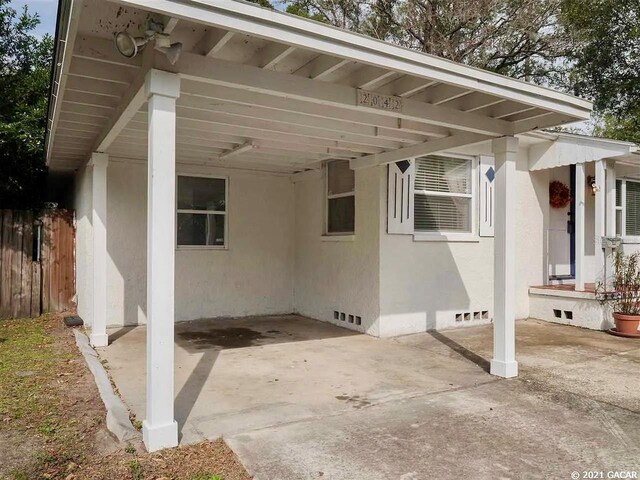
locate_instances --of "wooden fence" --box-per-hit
[0,209,75,319]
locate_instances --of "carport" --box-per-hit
[100,314,640,479]
[47,0,592,451]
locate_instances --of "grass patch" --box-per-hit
[0,317,58,423]
[0,316,251,480]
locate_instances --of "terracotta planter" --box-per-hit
[613,312,640,335]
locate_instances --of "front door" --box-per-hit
[548,165,576,280]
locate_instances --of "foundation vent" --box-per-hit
[455,310,490,323]
[553,309,573,320]
[333,311,362,326]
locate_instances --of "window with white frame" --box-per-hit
[616,179,640,237]
[325,160,355,235]
[414,155,474,233]
[176,175,227,247]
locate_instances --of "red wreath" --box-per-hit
[549,181,572,209]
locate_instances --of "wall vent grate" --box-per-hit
[333,310,363,328]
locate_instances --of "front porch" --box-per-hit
[99,315,640,479]
[528,283,608,330]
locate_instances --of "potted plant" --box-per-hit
[598,252,640,336]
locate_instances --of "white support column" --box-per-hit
[143,69,180,452]
[491,136,519,378]
[89,152,109,347]
[574,162,586,291]
[605,161,617,236]
[594,160,606,285]
[604,161,617,290]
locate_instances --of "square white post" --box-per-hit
[143,70,180,452]
[604,161,617,289]
[594,160,606,285]
[89,152,109,347]
[491,136,518,378]
[605,161,617,236]
[574,162,586,291]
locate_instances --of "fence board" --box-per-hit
[0,210,12,317]
[19,212,33,317]
[0,209,75,319]
[40,214,51,313]
[10,212,23,318]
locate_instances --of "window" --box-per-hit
[176,175,227,247]
[617,179,640,237]
[325,160,355,235]
[414,155,474,233]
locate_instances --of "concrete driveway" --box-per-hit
[100,316,640,480]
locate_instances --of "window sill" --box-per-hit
[413,233,480,243]
[321,235,355,242]
[176,245,228,251]
[621,236,640,244]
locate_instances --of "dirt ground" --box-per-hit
[0,314,251,480]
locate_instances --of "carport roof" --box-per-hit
[46,0,593,173]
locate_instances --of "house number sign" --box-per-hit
[357,89,403,112]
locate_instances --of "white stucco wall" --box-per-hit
[101,159,294,327]
[73,141,629,336]
[378,147,545,337]
[292,167,382,336]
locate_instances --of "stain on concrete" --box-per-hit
[177,327,269,350]
[335,395,371,409]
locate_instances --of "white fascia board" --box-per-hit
[114,0,592,121]
[46,0,82,165]
[528,136,633,171]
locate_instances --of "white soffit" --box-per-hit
[46,0,593,173]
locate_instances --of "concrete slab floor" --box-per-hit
[99,316,640,480]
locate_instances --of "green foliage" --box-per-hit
[247,0,275,8]
[597,252,640,315]
[0,0,52,209]
[283,0,572,83]
[562,0,640,142]
[595,110,640,145]
[128,459,144,480]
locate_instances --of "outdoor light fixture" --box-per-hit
[114,31,147,58]
[114,19,183,65]
[587,175,599,195]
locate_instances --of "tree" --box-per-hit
[0,0,52,209]
[284,0,572,83]
[561,0,640,143]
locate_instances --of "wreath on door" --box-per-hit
[549,181,572,209]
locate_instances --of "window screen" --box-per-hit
[414,156,473,233]
[626,181,640,236]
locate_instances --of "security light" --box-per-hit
[114,31,147,58]
[114,19,183,65]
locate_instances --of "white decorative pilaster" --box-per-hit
[594,160,606,285]
[574,162,586,291]
[143,69,180,452]
[490,136,518,378]
[89,152,109,347]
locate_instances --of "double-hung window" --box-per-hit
[616,179,640,237]
[414,155,475,235]
[176,175,227,248]
[325,160,355,235]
